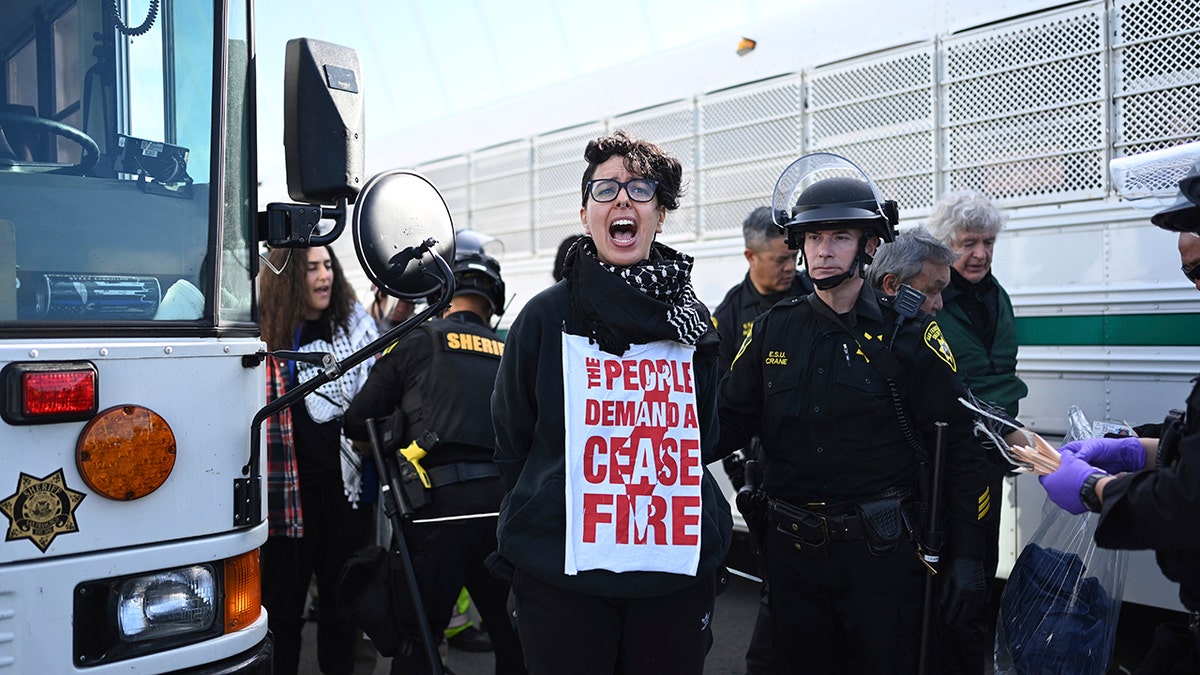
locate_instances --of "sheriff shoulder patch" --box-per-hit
[0,469,86,553]
[923,321,956,372]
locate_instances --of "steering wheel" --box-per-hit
[0,111,100,175]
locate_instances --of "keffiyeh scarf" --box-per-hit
[295,303,379,507]
[579,237,708,346]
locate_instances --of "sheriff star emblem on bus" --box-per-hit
[0,469,86,553]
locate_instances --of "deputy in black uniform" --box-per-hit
[344,230,526,675]
[713,205,813,375]
[717,154,990,673]
[712,207,811,673]
[1042,155,1200,672]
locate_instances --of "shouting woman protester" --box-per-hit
[490,131,732,674]
[259,245,378,675]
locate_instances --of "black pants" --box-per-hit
[745,580,774,674]
[510,567,716,675]
[1134,620,1200,674]
[389,514,525,675]
[766,528,925,674]
[262,477,372,675]
[939,472,1003,675]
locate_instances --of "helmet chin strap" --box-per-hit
[805,235,873,291]
[811,265,855,291]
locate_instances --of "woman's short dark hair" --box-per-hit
[580,130,683,211]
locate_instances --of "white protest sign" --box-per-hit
[562,334,703,575]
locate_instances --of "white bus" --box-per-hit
[374,0,1199,613]
[0,1,453,671]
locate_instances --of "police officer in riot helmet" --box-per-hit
[717,153,990,673]
[444,229,507,324]
[343,230,525,675]
[711,206,813,675]
[1039,150,1200,672]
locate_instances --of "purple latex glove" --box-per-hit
[1059,436,1145,473]
[1039,453,1106,515]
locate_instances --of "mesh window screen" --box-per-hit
[612,103,698,238]
[1112,0,1200,157]
[410,0,1200,261]
[942,5,1106,203]
[416,157,469,233]
[697,77,803,238]
[469,141,532,255]
[533,123,606,252]
[808,47,936,213]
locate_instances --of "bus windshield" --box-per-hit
[0,0,254,328]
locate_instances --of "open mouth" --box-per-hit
[609,219,637,244]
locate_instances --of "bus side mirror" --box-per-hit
[283,37,364,206]
[261,38,363,248]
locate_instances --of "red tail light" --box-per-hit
[2,362,98,424]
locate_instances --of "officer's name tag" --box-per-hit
[561,334,703,577]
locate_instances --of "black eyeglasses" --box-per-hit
[586,178,658,203]
[1183,261,1200,282]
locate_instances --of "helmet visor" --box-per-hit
[771,153,889,228]
[1109,140,1200,211]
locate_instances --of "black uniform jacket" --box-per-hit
[344,311,504,518]
[1096,377,1200,610]
[716,281,989,558]
[491,245,732,598]
[712,272,812,374]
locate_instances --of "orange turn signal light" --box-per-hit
[224,549,262,633]
[76,405,176,500]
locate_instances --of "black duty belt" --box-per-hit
[1190,611,1200,634]
[769,499,866,548]
[767,488,910,549]
[425,462,499,489]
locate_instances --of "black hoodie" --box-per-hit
[490,242,731,597]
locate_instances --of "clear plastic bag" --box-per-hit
[993,407,1129,675]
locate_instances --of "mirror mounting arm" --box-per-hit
[236,245,456,528]
[257,196,349,248]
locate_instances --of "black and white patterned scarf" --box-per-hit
[578,237,708,346]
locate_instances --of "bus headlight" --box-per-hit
[117,565,216,641]
[75,553,261,666]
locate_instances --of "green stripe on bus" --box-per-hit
[1015,313,1200,346]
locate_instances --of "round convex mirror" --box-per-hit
[352,170,456,300]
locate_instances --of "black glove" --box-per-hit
[939,557,987,625]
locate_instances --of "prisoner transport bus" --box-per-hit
[374,0,1200,616]
[0,0,459,672]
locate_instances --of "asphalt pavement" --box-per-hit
[299,536,762,675]
[298,531,1173,674]
[299,569,760,674]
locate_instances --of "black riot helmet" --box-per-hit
[772,153,898,249]
[771,153,899,290]
[449,229,506,316]
[1110,141,1200,233]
